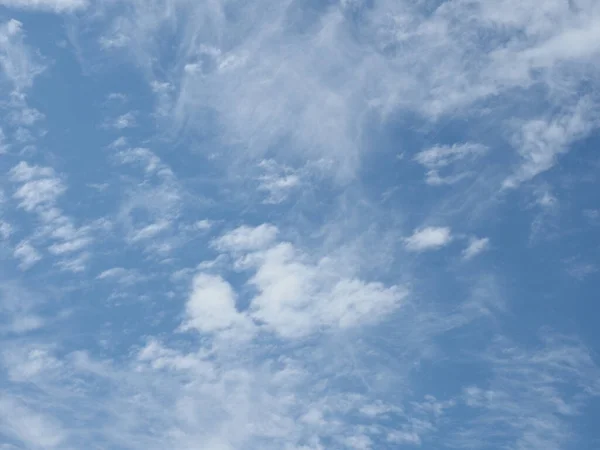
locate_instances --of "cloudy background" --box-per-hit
[0,0,599,449]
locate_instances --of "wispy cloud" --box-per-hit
[414,143,488,186]
[462,237,490,260]
[0,0,87,13]
[90,0,600,183]
[256,159,302,204]
[111,111,137,130]
[455,333,600,449]
[13,240,41,270]
[504,99,598,188]
[0,395,66,448]
[0,282,46,334]
[97,267,144,285]
[0,19,44,90]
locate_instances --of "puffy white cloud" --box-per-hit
[212,224,406,339]
[246,242,403,338]
[182,273,250,335]
[404,227,452,252]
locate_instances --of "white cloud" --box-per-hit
[9,161,50,183]
[2,345,62,382]
[0,19,44,90]
[97,267,143,285]
[8,314,44,333]
[9,104,44,126]
[116,147,170,176]
[565,258,598,280]
[108,136,128,148]
[247,243,404,338]
[455,334,600,449]
[256,159,302,204]
[12,177,65,211]
[14,240,41,270]
[504,99,597,188]
[0,0,87,12]
[211,224,406,339]
[106,92,127,102]
[9,162,93,270]
[92,0,600,182]
[213,223,279,253]
[536,188,559,210]
[56,253,89,273]
[0,283,46,334]
[414,143,488,186]
[182,273,251,335]
[414,143,488,170]
[0,221,12,240]
[404,227,452,252]
[48,236,91,255]
[0,396,67,448]
[0,128,8,153]
[194,219,214,231]
[112,112,136,129]
[130,220,171,242]
[114,148,182,254]
[0,3,598,450]
[10,162,65,211]
[462,237,490,260]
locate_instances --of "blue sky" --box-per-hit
[0,0,599,449]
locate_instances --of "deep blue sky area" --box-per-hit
[0,1,599,449]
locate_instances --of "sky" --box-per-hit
[0,0,599,449]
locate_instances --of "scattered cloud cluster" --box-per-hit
[7,162,94,271]
[189,224,407,339]
[0,2,598,450]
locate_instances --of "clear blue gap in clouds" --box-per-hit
[0,1,599,449]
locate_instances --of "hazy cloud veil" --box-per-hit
[0,0,599,449]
